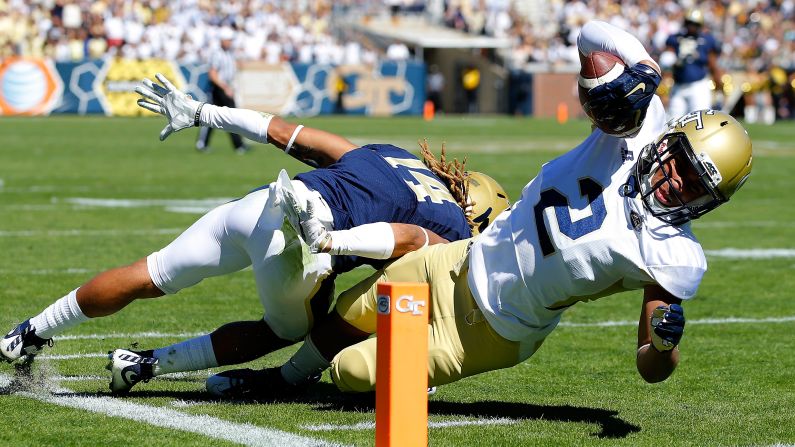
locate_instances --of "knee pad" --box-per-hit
[330,344,377,393]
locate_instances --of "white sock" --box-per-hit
[281,336,330,385]
[199,104,273,144]
[762,106,775,125]
[30,289,89,339]
[152,334,218,376]
[745,105,758,123]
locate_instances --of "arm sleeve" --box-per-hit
[577,21,653,67]
[199,105,273,144]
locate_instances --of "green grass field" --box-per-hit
[1,115,794,446]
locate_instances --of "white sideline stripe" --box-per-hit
[54,331,205,341]
[0,373,342,447]
[559,316,795,328]
[704,248,795,259]
[0,228,181,237]
[302,417,519,431]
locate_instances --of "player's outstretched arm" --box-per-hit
[264,115,356,168]
[636,284,685,383]
[136,73,356,168]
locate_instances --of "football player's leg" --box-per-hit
[692,78,713,111]
[667,86,687,121]
[331,239,523,392]
[108,190,279,391]
[268,242,440,388]
[6,199,250,364]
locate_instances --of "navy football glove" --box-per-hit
[583,63,661,136]
[650,304,685,352]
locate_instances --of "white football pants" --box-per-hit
[146,179,334,341]
[667,78,713,121]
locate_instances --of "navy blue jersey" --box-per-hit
[295,144,471,272]
[666,31,720,83]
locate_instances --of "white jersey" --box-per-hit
[468,97,706,348]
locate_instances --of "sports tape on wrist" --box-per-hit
[328,222,395,259]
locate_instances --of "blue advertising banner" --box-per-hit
[0,57,424,116]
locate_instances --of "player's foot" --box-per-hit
[106,349,157,394]
[234,144,250,154]
[206,367,320,399]
[1,319,52,363]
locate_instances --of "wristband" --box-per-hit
[285,125,304,154]
[194,102,204,127]
[420,228,429,248]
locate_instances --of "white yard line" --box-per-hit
[65,197,233,213]
[704,248,795,259]
[0,228,182,237]
[0,373,343,447]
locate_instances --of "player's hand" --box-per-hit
[650,304,685,351]
[585,63,661,118]
[281,186,332,254]
[136,73,203,141]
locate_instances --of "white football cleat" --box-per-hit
[1,319,52,363]
[106,349,157,394]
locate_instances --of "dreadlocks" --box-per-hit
[418,139,475,229]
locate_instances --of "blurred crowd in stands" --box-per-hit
[0,0,385,64]
[441,0,795,120]
[1,0,793,120]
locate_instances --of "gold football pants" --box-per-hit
[330,239,524,392]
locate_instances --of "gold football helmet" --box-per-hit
[465,171,511,234]
[684,9,705,26]
[636,109,753,225]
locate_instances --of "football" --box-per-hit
[577,51,625,107]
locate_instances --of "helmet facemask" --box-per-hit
[635,132,726,225]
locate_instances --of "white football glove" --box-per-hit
[280,181,332,254]
[136,73,203,141]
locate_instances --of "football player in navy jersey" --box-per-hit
[663,9,724,120]
[1,74,511,395]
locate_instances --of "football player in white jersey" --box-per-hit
[219,21,754,398]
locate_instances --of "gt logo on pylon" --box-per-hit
[395,295,426,316]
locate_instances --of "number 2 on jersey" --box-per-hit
[533,177,606,256]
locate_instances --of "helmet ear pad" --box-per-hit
[465,171,511,235]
